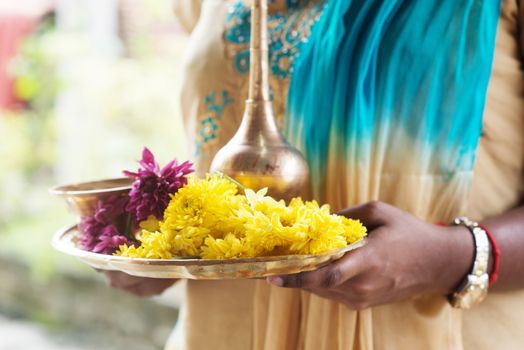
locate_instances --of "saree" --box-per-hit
[254,1,500,349]
[170,0,524,349]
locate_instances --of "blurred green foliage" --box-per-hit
[0,0,188,274]
[0,15,58,228]
[0,1,186,347]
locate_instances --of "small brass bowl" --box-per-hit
[50,178,133,217]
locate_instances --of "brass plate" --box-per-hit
[52,225,366,280]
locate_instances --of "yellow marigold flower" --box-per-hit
[342,217,367,243]
[116,230,177,259]
[115,175,367,259]
[161,174,241,234]
[242,211,287,256]
[244,188,287,216]
[139,215,161,232]
[171,226,210,257]
[139,230,176,259]
[115,244,143,258]
[201,233,247,259]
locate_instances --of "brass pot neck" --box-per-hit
[248,0,270,104]
[240,0,283,143]
[234,101,281,144]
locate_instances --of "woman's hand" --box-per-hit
[102,271,177,297]
[267,201,475,310]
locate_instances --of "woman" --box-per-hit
[107,1,524,349]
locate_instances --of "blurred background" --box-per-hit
[0,0,189,348]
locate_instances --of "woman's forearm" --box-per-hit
[482,206,524,291]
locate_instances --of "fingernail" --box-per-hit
[267,276,284,286]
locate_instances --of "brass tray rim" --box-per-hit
[52,224,367,267]
[49,177,133,197]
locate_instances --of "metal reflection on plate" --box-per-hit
[52,225,366,280]
[210,0,310,202]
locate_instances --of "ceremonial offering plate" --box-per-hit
[52,225,366,280]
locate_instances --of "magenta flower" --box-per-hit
[124,147,193,222]
[93,195,128,223]
[92,225,132,255]
[79,195,133,254]
[78,215,104,252]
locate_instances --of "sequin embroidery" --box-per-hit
[224,0,325,79]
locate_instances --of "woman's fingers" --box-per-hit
[337,201,395,229]
[103,271,177,296]
[267,248,367,289]
[104,270,144,289]
[126,279,177,297]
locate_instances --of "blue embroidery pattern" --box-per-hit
[204,90,233,118]
[196,90,233,156]
[224,0,325,80]
[199,117,218,143]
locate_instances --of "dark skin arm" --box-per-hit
[482,205,524,291]
[267,201,524,310]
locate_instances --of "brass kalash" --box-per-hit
[211,0,310,201]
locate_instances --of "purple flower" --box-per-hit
[93,195,128,223]
[78,215,104,252]
[92,225,132,255]
[123,147,193,222]
[78,195,132,254]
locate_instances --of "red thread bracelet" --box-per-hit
[479,223,501,286]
